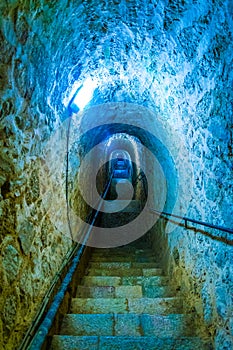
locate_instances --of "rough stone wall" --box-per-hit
[146,1,233,347]
[0,2,74,349]
[151,218,233,348]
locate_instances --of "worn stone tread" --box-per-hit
[98,336,212,350]
[89,262,132,269]
[71,297,183,314]
[89,256,157,262]
[82,275,170,287]
[121,275,170,286]
[60,314,114,336]
[86,267,142,276]
[91,248,154,255]
[76,285,143,298]
[89,262,161,269]
[131,262,161,268]
[76,285,176,298]
[90,253,156,259]
[60,313,195,337]
[50,335,212,350]
[86,267,163,277]
[142,285,177,298]
[82,276,122,287]
[76,286,115,298]
[115,286,143,298]
[50,335,98,350]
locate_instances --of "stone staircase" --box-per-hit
[50,241,212,349]
[99,199,142,228]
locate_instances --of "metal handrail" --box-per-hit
[20,175,113,350]
[149,208,233,234]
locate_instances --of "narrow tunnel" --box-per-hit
[0,1,233,349]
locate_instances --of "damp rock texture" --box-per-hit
[0,0,232,349]
[0,2,74,349]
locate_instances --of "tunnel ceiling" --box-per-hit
[1,0,232,118]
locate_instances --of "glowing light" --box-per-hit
[71,77,97,111]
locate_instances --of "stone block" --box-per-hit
[71,298,128,314]
[140,314,193,337]
[98,336,208,350]
[128,297,183,314]
[76,286,115,298]
[115,314,141,336]
[142,268,163,276]
[131,262,160,268]
[122,276,169,286]
[115,286,142,298]
[90,262,131,269]
[60,314,114,336]
[142,285,175,298]
[87,267,142,277]
[82,276,121,287]
[51,335,98,350]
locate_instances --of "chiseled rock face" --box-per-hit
[0,2,74,348]
[0,0,232,348]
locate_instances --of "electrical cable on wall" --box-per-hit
[66,115,74,241]
[64,85,82,241]
[65,77,97,241]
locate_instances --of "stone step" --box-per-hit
[89,262,131,269]
[82,275,170,287]
[91,251,155,259]
[142,285,178,298]
[100,214,141,228]
[128,241,151,248]
[90,253,156,259]
[86,268,141,277]
[89,256,157,263]
[89,262,161,269]
[59,313,195,337]
[102,200,142,212]
[86,267,163,277]
[126,244,152,250]
[51,335,211,350]
[92,248,154,254]
[76,285,143,298]
[131,262,160,268]
[76,285,176,299]
[70,297,183,314]
[82,276,121,287]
